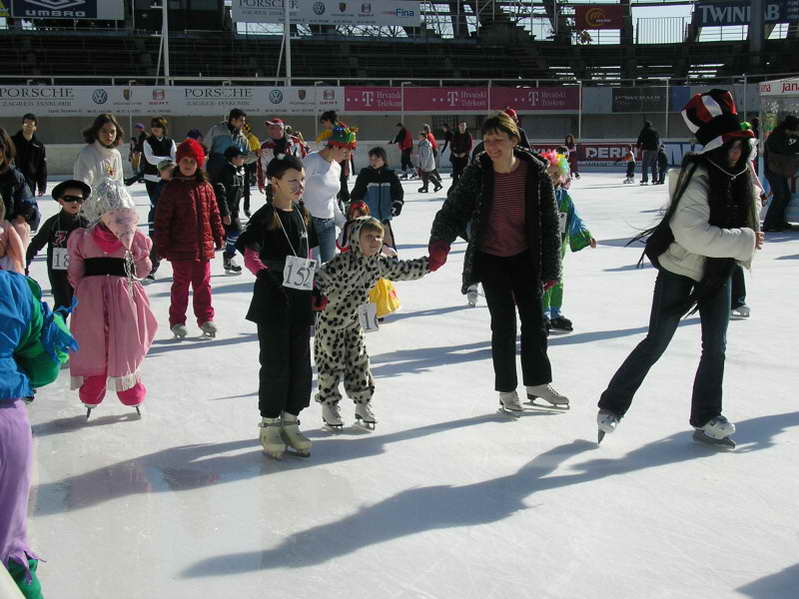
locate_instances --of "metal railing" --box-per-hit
[635,16,687,44]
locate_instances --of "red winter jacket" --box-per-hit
[154,177,225,262]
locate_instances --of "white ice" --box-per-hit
[27,172,799,598]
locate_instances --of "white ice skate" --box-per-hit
[730,305,751,320]
[693,415,736,449]
[466,284,479,307]
[281,413,312,456]
[354,402,377,430]
[498,390,524,417]
[259,417,286,459]
[597,409,620,444]
[171,323,187,340]
[321,401,343,430]
[526,383,570,410]
[200,321,217,338]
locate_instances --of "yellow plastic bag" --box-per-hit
[368,278,401,318]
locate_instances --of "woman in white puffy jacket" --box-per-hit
[596,89,763,446]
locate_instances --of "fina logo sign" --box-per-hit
[584,7,612,28]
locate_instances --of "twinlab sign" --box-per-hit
[696,1,799,26]
[10,0,124,19]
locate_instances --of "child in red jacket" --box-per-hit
[154,139,225,339]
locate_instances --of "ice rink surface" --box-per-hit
[27,171,799,598]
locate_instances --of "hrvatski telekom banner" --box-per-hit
[344,86,580,112]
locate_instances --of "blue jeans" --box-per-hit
[598,268,731,428]
[641,150,658,183]
[312,216,336,263]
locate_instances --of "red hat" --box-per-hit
[681,89,754,153]
[265,117,285,126]
[503,107,519,122]
[176,138,206,167]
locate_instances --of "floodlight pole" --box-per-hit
[314,80,324,139]
[284,0,292,85]
[162,1,170,85]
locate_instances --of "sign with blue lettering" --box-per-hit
[11,0,124,20]
[696,1,799,26]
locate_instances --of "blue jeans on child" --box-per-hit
[598,268,731,428]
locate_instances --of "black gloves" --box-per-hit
[391,201,403,217]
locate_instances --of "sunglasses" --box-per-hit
[61,195,85,203]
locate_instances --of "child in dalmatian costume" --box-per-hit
[313,216,429,429]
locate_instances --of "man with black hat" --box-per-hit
[215,145,247,274]
[25,180,90,316]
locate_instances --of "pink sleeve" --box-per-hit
[244,247,267,276]
[132,233,153,278]
[67,228,86,288]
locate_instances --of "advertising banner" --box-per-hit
[759,77,799,96]
[0,85,344,117]
[696,1,799,26]
[344,87,402,112]
[490,87,580,111]
[404,87,488,112]
[11,0,125,20]
[231,0,421,26]
[612,87,668,113]
[574,5,625,29]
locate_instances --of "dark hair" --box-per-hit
[780,115,799,131]
[266,155,304,180]
[320,110,338,124]
[228,108,246,122]
[644,120,653,128]
[83,113,124,146]
[395,122,404,127]
[480,112,520,140]
[22,113,37,124]
[441,123,450,129]
[0,128,16,163]
[368,146,387,162]
[150,116,168,133]
[556,145,569,154]
[186,129,203,141]
[422,123,431,134]
[565,134,575,145]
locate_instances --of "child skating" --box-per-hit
[615,145,636,184]
[154,138,225,339]
[236,156,321,459]
[314,216,429,430]
[541,151,596,333]
[67,177,157,418]
[25,180,90,316]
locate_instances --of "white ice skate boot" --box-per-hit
[171,323,187,340]
[730,304,750,319]
[281,413,312,456]
[259,417,286,459]
[526,383,570,410]
[322,401,343,430]
[597,409,620,444]
[200,321,217,338]
[693,415,736,448]
[498,390,523,417]
[354,402,377,430]
[466,284,479,307]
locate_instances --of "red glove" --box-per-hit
[543,280,558,291]
[312,290,329,312]
[428,240,450,272]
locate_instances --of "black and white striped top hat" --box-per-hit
[681,89,754,154]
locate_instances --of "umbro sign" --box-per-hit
[10,0,124,19]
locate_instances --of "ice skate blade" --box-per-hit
[497,406,523,418]
[134,406,142,417]
[202,332,216,338]
[287,448,311,458]
[354,417,376,431]
[692,430,735,449]
[322,421,344,432]
[85,407,93,420]
[597,430,606,444]
[526,398,570,411]
[262,449,285,460]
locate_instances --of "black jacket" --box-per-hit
[25,210,88,277]
[430,148,561,293]
[350,166,404,221]
[213,161,246,221]
[11,132,47,195]
[451,131,473,157]
[0,166,39,229]
[637,125,661,151]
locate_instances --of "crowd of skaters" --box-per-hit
[0,88,795,596]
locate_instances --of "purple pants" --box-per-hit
[0,399,37,580]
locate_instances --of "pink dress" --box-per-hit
[67,225,157,391]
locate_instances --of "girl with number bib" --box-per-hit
[236,156,320,459]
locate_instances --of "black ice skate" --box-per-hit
[549,316,573,333]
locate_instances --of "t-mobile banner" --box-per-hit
[403,87,488,112]
[345,87,402,111]
[490,87,579,111]
[11,0,124,19]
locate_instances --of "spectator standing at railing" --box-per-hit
[11,113,47,197]
[636,120,661,185]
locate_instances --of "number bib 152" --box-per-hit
[51,247,70,271]
[282,255,316,291]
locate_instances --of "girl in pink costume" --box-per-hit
[67,177,158,418]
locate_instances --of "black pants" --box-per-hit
[731,264,746,309]
[626,162,636,178]
[50,270,74,317]
[598,269,731,428]
[257,320,312,418]
[401,148,413,172]
[243,162,256,213]
[478,251,552,392]
[144,180,161,271]
[763,171,791,229]
[451,156,468,183]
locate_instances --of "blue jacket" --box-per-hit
[0,166,40,230]
[350,166,404,222]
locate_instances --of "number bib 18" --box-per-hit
[357,303,379,333]
[51,247,70,271]
[282,255,316,291]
